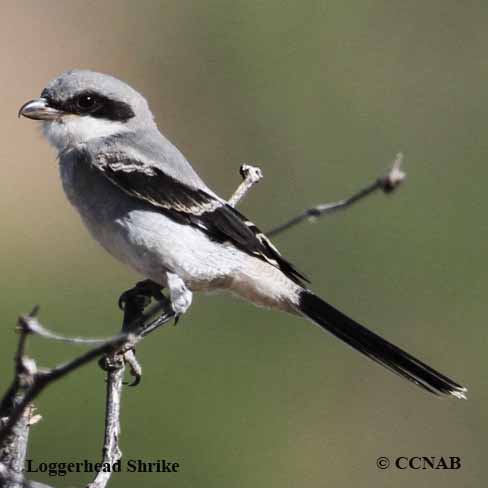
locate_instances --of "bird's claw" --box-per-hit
[123,348,142,386]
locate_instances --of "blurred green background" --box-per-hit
[1,1,485,486]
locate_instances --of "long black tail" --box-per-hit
[299,291,467,398]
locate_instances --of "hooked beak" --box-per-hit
[18,98,63,120]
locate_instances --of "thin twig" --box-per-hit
[267,153,406,237]
[228,164,263,207]
[16,314,116,345]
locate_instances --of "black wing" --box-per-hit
[92,151,308,285]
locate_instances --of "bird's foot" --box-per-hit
[102,278,183,386]
[106,280,169,386]
[118,279,164,311]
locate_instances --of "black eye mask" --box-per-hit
[41,89,135,122]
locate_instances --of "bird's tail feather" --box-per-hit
[298,290,467,399]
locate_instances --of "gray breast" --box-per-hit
[59,148,135,223]
[58,148,176,284]
[58,149,146,262]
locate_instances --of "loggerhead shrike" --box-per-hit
[19,70,466,399]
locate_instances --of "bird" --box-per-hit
[19,70,466,399]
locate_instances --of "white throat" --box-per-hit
[42,115,127,152]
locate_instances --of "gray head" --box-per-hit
[19,70,156,151]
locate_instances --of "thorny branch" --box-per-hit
[0,154,406,488]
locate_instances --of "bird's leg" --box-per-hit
[120,279,177,336]
[102,276,189,385]
[166,272,193,325]
[104,280,172,386]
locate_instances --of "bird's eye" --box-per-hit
[75,94,99,112]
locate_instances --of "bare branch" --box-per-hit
[86,361,124,488]
[0,314,130,449]
[88,283,175,488]
[0,283,176,488]
[1,307,42,488]
[267,153,406,237]
[0,462,53,488]
[17,313,116,345]
[228,164,263,207]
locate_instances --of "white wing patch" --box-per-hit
[94,152,221,215]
